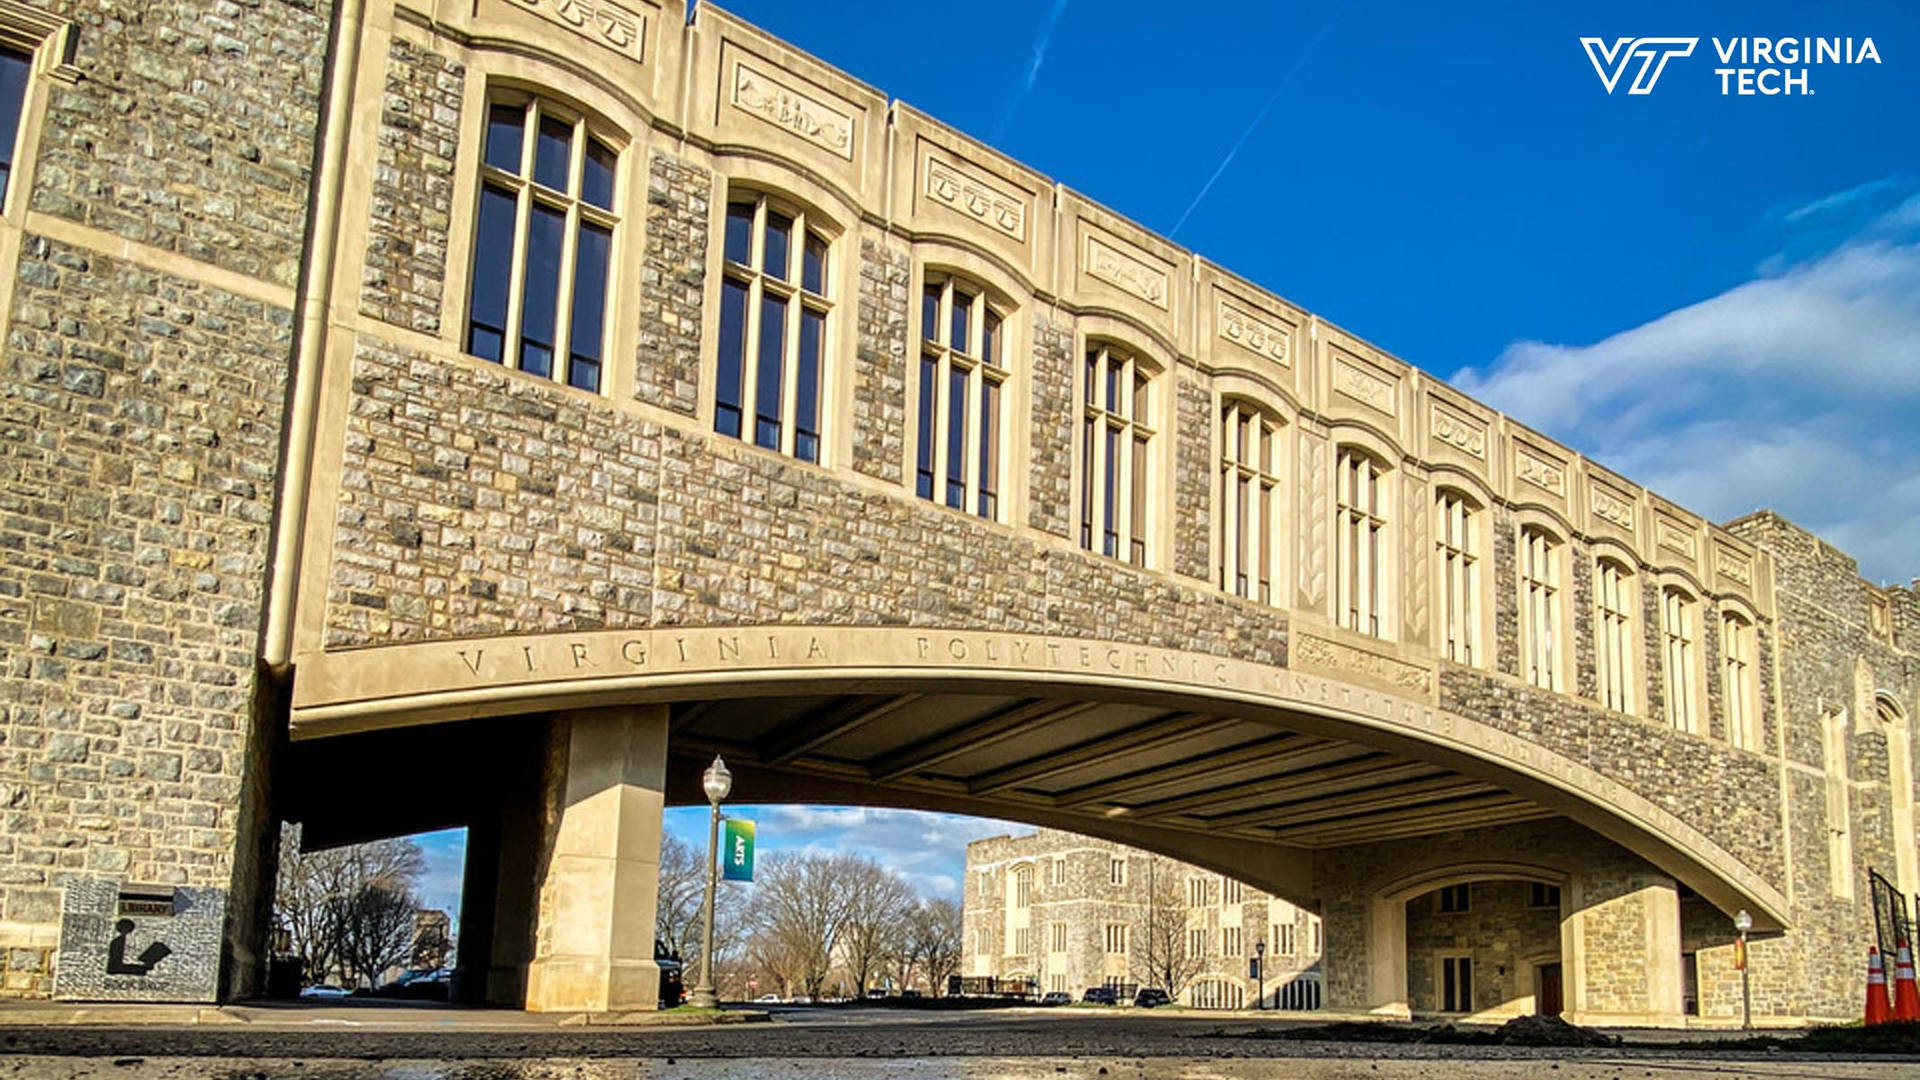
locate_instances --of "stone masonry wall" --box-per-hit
[0,238,294,996]
[1026,314,1074,539]
[850,237,906,483]
[636,151,707,416]
[31,0,327,289]
[1171,374,1210,582]
[359,36,463,335]
[1404,880,1559,1014]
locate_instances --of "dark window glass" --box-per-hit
[922,285,940,342]
[568,222,611,392]
[796,308,823,463]
[1084,352,1098,406]
[983,312,999,368]
[802,231,827,295]
[518,203,566,379]
[1080,417,1095,546]
[763,211,792,281]
[465,184,519,363]
[1103,426,1120,557]
[1106,361,1121,413]
[916,355,937,499]
[485,104,524,173]
[724,202,754,265]
[0,47,29,204]
[1133,372,1148,421]
[535,116,571,191]
[945,367,967,509]
[715,278,748,438]
[951,291,972,355]
[1131,435,1148,565]
[978,379,1000,519]
[582,139,616,211]
[756,294,787,449]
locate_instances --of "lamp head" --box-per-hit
[1255,941,1266,956]
[1733,909,1753,933]
[702,755,732,804]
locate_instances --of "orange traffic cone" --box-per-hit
[1865,946,1892,1025]
[1895,940,1920,1022]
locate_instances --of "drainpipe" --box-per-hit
[264,0,368,669]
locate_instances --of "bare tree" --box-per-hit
[655,833,707,958]
[1133,855,1207,1000]
[275,825,427,987]
[744,851,862,1000]
[335,882,422,990]
[902,896,964,995]
[839,861,916,996]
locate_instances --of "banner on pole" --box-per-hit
[723,818,756,882]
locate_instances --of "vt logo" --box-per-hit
[1581,37,1699,94]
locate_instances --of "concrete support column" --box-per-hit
[1564,871,1684,1028]
[523,706,669,1013]
[1319,896,1411,1019]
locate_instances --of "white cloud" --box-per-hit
[1454,185,1920,585]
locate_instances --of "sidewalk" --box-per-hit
[0,1000,769,1029]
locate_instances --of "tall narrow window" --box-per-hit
[1722,612,1755,749]
[1434,490,1479,665]
[716,193,831,463]
[917,276,1007,518]
[1662,587,1698,733]
[1335,449,1387,637]
[465,99,618,393]
[0,46,31,208]
[1520,527,1560,691]
[1440,955,1474,1012]
[1080,345,1154,566]
[1595,559,1635,714]
[1220,401,1280,602]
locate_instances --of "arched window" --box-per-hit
[1334,448,1388,637]
[1520,527,1561,691]
[1878,694,1904,725]
[1434,489,1479,665]
[1594,558,1635,714]
[1661,586,1698,734]
[466,96,619,392]
[716,191,832,463]
[1721,611,1756,749]
[1080,343,1154,566]
[917,275,1007,518]
[1219,400,1280,602]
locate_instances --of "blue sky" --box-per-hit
[412,1,1920,928]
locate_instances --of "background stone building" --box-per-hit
[0,0,1909,1026]
[963,829,1324,1009]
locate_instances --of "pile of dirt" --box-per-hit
[1489,1014,1620,1048]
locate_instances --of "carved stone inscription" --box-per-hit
[503,0,646,62]
[1292,633,1433,695]
[731,60,854,159]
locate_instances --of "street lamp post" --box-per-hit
[689,755,731,1010]
[1255,940,1266,1011]
[1734,908,1753,1030]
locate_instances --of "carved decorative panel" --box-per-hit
[1714,543,1753,587]
[1297,432,1328,608]
[1429,403,1486,460]
[1656,515,1698,559]
[1215,296,1290,366]
[923,156,1026,241]
[1084,234,1168,309]
[1293,633,1433,696]
[1332,358,1395,416]
[1590,485,1635,529]
[730,58,855,159]
[502,0,647,61]
[1514,447,1565,496]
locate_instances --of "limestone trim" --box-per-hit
[284,625,1789,927]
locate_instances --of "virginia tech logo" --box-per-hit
[1581,37,1700,94]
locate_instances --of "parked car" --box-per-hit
[1133,988,1171,1008]
[900,988,922,999]
[1081,986,1117,1005]
[1041,991,1072,1006]
[299,984,353,1000]
[755,993,781,1003]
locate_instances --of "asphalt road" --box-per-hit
[1,1006,1915,1079]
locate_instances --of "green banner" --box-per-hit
[722,818,755,882]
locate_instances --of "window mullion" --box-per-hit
[741,275,763,433]
[782,277,802,456]
[503,181,532,373]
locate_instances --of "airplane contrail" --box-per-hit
[993,0,1072,143]
[1170,13,1340,239]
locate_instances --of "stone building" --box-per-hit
[962,829,1323,1009]
[0,0,1911,1026]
